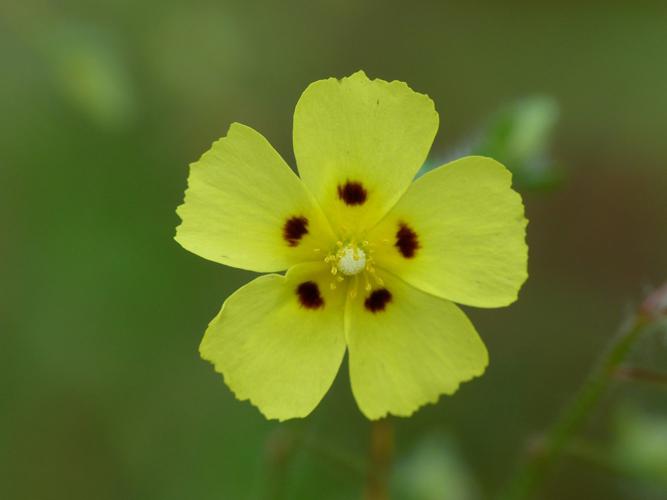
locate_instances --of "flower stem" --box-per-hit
[364,419,394,500]
[499,298,660,500]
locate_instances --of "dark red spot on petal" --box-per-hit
[296,281,324,309]
[283,216,309,247]
[364,288,392,313]
[337,181,367,206]
[395,222,419,258]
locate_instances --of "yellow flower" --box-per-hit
[175,71,528,420]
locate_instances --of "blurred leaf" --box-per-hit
[392,434,479,500]
[419,96,563,191]
[475,96,562,190]
[40,23,135,128]
[612,406,667,489]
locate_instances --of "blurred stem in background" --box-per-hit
[364,419,395,500]
[500,283,667,500]
[264,419,397,500]
[264,423,367,500]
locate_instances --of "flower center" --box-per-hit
[337,245,367,276]
[321,240,383,294]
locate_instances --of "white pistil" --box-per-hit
[322,241,381,298]
[337,245,367,276]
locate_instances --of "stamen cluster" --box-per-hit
[322,240,383,296]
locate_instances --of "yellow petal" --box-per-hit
[176,123,335,272]
[369,156,528,308]
[200,263,346,421]
[293,71,438,235]
[346,271,488,420]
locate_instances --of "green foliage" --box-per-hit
[612,406,667,489]
[475,96,561,190]
[392,435,478,500]
[419,96,562,191]
[41,22,135,128]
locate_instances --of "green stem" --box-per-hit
[499,313,651,500]
[299,434,367,477]
[364,419,395,500]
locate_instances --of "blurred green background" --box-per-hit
[2,1,666,499]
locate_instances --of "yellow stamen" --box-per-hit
[364,273,372,292]
[349,275,359,299]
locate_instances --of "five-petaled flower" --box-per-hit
[175,71,528,420]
